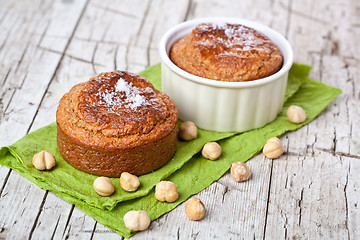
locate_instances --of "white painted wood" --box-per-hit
[265,151,350,239]
[0,0,359,239]
[0,171,47,239]
[61,206,97,239]
[0,0,87,239]
[130,155,272,240]
[262,1,360,239]
[92,223,123,240]
[30,192,74,240]
[0,0,87,145]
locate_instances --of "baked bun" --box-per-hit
[56,71,178,177]
[170,23,283,82]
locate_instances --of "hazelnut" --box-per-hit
[120,172,140,192]
[93,176,115,196]
[123,210,151,231]
[179,121,198,141]
[202,142,222,160]
[185,198,205,221]
[287,105,307,124]
[155,181,178,202]
[32,150,56,170]
[263,137,284,159]
[231,161,251,182]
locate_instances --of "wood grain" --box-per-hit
[0,0,359,239]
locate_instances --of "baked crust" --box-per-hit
[56,71,178,177]
[170,23,283,82]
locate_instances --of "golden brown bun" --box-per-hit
[56,71,178,177]
[170,23,283,82]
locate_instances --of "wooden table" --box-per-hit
[0,0,359,239]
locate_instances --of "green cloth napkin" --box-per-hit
[0,63,341,238]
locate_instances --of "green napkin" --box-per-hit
[0,63,341,238]
[0,123,234,210]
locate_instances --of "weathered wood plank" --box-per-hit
[92,223,123,240]
[26,58,95,239]
[345,156,360,239]
[0,0,59,135]
[0,0,88,239]
[0,171,47,239]
[61,206,97,239]
[29,192,73,240]
[0,0,88,145]
[265,151,351,239]
[263,1,360,239]
[129,155,272,240]
[0,0,359,239]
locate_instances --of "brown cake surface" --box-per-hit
[170,23,283,82]
[56,71,178,177]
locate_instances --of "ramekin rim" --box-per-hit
[159,17,294,88]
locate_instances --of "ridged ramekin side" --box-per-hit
[161,63,288,132]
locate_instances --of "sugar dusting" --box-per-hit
[94,77,155,113]
[196,23,270,52]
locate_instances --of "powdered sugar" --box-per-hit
[224,27,235,38]
[94,77,154,113]
[115,77,132,95]
[211,22,227,30]
[128,94,145,109]
[195,23,267,51]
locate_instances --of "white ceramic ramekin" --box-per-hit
[159,18,293,132]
